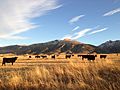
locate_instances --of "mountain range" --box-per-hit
[0,39,120,55]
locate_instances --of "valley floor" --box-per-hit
[0,54,120,90]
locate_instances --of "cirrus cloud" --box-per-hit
[72,26,80,31]
[89,28,108,35]
[103,8,120,16]
[0,0,62,40]
[69,15,85,24]
[61,26,108,40]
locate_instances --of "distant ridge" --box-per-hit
[0,40,120,55]
[95,40,120,53]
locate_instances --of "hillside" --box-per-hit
[0,40,120,54]
[0,40,96,55]
[96,40,120,53]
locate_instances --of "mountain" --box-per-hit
[95,40,120,53]
[0,40,120,55]
[0,40,96,55]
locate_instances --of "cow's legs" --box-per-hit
[2,63,5,66]
[12,62,13,65]
[2,62,4,66]
[82,57,84,60]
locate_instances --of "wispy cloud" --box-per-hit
[61,28,92,40]
[69,15,85,24]
[72,26,80,31]
[0,0,62,40]
[89,28,108,35]
[103,8,120,16]
[61,26,108,40]
[72,28,91,40]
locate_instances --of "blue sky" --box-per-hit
[0,0,120,46]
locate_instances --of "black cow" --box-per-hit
[87,55,97,61]
[81,55,88,60]
[77,55,82,57]
[35,55,40,58]
[81,55,97,61]
[29,56,32,58]
[2,57,18,65]
[51,55,55,59]
[100,55,107,59]
[41,55,47,59]
[66,55,71,59]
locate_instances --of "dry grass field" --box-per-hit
[0,54,120,90]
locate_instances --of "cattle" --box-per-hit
[87,55,97,61]
[77,55,82,57]
[81,55,97,61]
[117,53,119,56]
[51,55,55,59]
[35,55,40,58]
[2,57,18,65]
[100,55,107,59]
[81,55,88,60]
[29,56,32,58]
[66,55,71,59]
[41,55,47,59]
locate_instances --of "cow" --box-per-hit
[41,55,47,59]
[65,55,71,59]
[2,57,18,65]
[81,55,89,60]
[100,55,107,59]
[81,55,97,61]
[35,55,40,58]
[29,56,32,58]
[77,55,82,57]
[87,55,97,61]
[51,55,55,59]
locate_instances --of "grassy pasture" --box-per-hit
[0,54,119,90]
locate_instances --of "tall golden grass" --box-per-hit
[0,59,120,90]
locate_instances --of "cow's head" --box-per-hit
[14,57,18,59]
[95,55,97,57]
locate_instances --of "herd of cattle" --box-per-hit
[30,54,107,60]
[1,54,108,66]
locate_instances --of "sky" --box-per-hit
[0,0,120,46]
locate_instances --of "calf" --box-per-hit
[51,55,55,59]
[2,57,18,65]
[29,56,32,58]
[66,55,71,59]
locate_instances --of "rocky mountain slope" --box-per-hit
[0,40,120,55]
[0,40,96,55]
[95,40,120,53]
